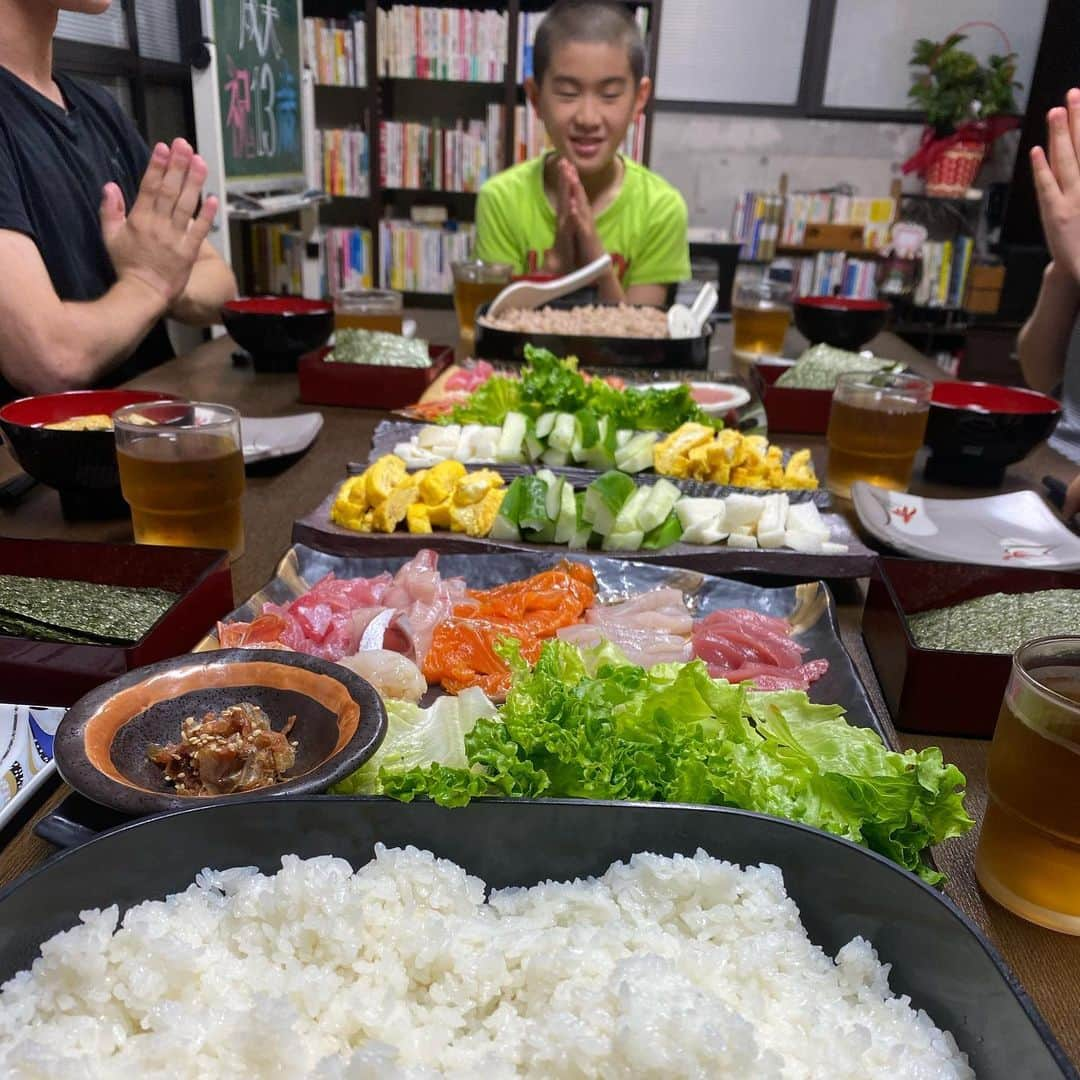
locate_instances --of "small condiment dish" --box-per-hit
[55,649,387,816]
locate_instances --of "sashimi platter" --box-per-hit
[205,547,971,885]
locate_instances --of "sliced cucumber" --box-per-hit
[602,529,645,551]
[612,486,651,534]
[534,411,557,439]
[637,478,682,533]
[642,511,683,550]
[614,431,658,474]
[517,475,553,534]
[554,481,578,544]
[524,428,544,462]
[540,448,570,467]
[615,429,633,449]
[495,412,528,463]
[549,412,577,454]
[582,471,635,534]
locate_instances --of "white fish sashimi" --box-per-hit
[381,548,468,664]
[587,587,694,637]
[337,650,428,704]
[557,624,693,668]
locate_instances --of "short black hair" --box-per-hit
[532,1,646,87]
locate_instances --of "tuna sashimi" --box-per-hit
[444,360,495,393]
[692,608,828,689]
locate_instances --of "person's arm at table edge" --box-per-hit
[168,239,237,327]
[1017,260,1079,394]
[0,229,169,395]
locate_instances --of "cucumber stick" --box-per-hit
[534,412,557,439]
[549,412,576,453]
[637,479,682,533]
[554,482,578,543]
[496,412,528,462]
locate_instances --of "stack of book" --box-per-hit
[378,220,475,294]
[380,108,502,192]
[789,253,879,299]
[781,193,896,251]
[731,192,784,262]
[914,237,975,310]
[249,224,306,295]
[303,15,366,87]
[318,128,370,197]
[513,106,550,164]
[324,227,374,297]
[376,6,507,81]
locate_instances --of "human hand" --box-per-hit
[100,138,219,309]
[1064,472,1080,521]
[542,159,578,275]
[562,160,606,266]
[1032,88,1080,286]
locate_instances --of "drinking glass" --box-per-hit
[452,259,512,351]
[825,371,932,499]
[731,265,793,362]
[114,401,246,561]
[334,287,403,334]
[976,636,1080,934]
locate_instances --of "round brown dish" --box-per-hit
[55,649,387,815]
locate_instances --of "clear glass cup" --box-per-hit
[976,636,1080,934]
[334,288,403,335]
[452,259,512,350]
[114,401,246,561]
[731,264,793,363]
[825,370,932,499]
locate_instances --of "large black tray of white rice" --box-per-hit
[0,798,1070,1079]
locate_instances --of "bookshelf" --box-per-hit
[244,0,664,300]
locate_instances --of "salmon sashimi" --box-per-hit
[423,618,544,699]
[425,561,598,698]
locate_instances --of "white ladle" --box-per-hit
[667,282,719,339]
[484,254,613,319]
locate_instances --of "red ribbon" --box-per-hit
[902,116,1019,177]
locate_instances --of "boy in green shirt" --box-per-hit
[475,0,689,306]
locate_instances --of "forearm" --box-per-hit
[3,278,166,395]
[1018,262,1080,393]
[169,254,237,326]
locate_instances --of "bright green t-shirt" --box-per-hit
[475,154,690,288]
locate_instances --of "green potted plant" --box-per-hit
[902,26,1022,196]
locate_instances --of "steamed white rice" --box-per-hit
[0,846,972,1079]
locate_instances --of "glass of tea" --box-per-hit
[731,265,793,366]
[825,371,932,499]
[452,259,512,351]
[114,401,246,561]
[976,636,1080,934]
[334,288,403,334]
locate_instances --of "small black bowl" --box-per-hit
[0,389,182,519]
[222,296,335,373]
[794,297,890,351]
[54,648,387,816]
[924,381,1062,486]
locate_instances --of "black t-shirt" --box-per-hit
[0,67,174,401]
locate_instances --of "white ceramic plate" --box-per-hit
[0,704,65,832]
[650,381,752,415]
[851,482,1080,570]
[241,413,324,465]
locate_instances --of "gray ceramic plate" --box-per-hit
[852,482,1080,570]
[0,798,1073,1079]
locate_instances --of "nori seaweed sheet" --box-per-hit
[907,590,1080,654]
[0,575,179,645]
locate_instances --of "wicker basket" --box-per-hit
[926,141,987,197]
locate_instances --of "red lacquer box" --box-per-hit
[0,539,234,707]
[298,345,454,410]
[862,557,1080,737]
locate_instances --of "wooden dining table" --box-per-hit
[1,316,1078,1069]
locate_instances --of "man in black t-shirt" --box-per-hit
[0,0,237,399]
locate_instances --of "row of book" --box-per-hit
[782,193,896,250]
[379,109,502,192]
[376,6,508,82]
[248,223,307,296]
[303,15,366,87]
[731,193,784,262]
[517,6,650,80]
[325,226,376,296]
[317,128,370,198]
[248,224,375,299]
[914,237,975,310]
[510,106,645,165]
[379,219,476,294]
[787,253,879,300]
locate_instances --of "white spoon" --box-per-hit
[668,282,719,339]
[484,254,613,319]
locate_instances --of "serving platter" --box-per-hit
[852,483,1080,571]
[4,797,1074,1080]
[294,479,877,579]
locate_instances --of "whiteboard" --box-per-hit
[823,1,1047,113]
[655,0,811,106]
